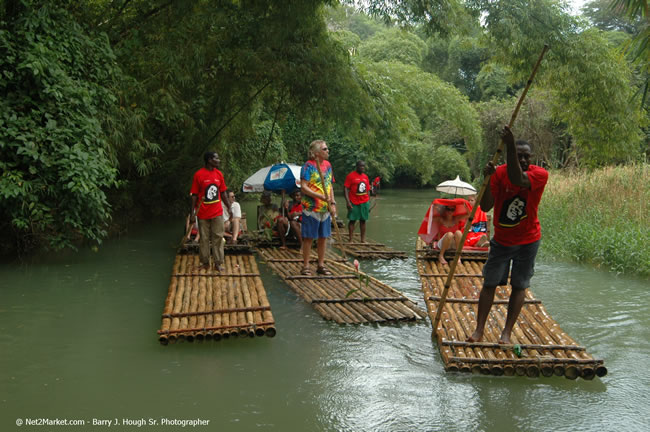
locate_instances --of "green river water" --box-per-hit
[1,189,649,432]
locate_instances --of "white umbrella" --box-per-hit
[242,163,302,193]
[436,175,476,196]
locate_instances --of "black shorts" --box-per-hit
[482,239,540,290]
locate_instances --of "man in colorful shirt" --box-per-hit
[468,126,548,344]
[300,140,336,276]
[190,152,231,272]
[344,160,370,243]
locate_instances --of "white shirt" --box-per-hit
[223,202,241,220]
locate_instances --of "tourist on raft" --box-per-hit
[418,198,470,265]
[300,140,336,276]
[258,190,282,241]
[189,151,231,272]
[344,160,371,243]
[468,126,548,344]
[464,194,489,248]
[276,189,303,246]
[223,190,242,244]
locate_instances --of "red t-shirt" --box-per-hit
[289,202,303,222]
[190,167,227,220]
[344,171,370,205]
[436,220,465,241]
[491,164,548,246]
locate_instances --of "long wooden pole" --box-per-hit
[315,156,347,259]
[431,45,549,337]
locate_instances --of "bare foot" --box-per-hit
[214,264,225,273]
[439,257,448,265]
[498,331,512,345]
[467,330,483,342]
[195,264,210,271]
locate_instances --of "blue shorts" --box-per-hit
[482,239,540,290]
[301,211,331,239]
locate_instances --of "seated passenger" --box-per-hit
[223,190,242,244]
[464,194,489,248]
[185,205,200,243]
[257,190,290,247]
[276,189,303,247]
[418,198,470,265]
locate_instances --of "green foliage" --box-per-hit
[581,0,643,34]
[350,59,479,185]
[354,0,468,37]
[475,63,513,100]
[326,5,384,40]
[0,3,119,250]
[422,33,488,101]
[539,163,650,278]
[360,28,427,66]
[473,0,646,166]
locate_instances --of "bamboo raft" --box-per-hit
[416,238,606,379]
[332,233,408,260]
[257,246,426,324]
[158,251,276,344]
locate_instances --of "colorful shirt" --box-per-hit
[301,159,334,214]
[491,164,548,246]
[289,201,303,222]
[190,167,227,220]
[344,171,370,205]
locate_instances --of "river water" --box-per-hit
[1,189,648,431]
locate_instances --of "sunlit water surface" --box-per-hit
[1,189,648,431]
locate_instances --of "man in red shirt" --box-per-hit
[190,152,231,272]
[468,126,548,344]
[344,160,370,243]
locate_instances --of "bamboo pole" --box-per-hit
[159,255,182,344]
[204,266,214,340]
[210,275,223,341]
[195,272,208,341]
[431,45,549,336]
[227,266,240,338]
[239,255,262,337]
[186,272,200,342]
[250,257,276,337]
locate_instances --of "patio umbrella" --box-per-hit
[436,175,476,196]
[242,163,302,193]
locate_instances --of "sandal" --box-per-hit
[301,267,312,276]
[316,266,333,276]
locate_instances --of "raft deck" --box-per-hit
[332,233,408,259]
[158,251,275,344]
[416,238,606,379]
[257,246,426,324]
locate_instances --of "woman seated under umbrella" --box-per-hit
[418,198,471,265]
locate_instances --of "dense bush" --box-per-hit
[539,164,649,278]
[0,4,120,251]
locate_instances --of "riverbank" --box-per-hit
[538,163,649,279]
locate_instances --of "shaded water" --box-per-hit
[1,189,649,431]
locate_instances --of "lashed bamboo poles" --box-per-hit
[257,247,425,324]
[333,233,408,259]
[418,247,606,379]
[431,45,550,335]
[158,253,276,343]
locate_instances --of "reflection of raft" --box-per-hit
[416,237,606,379]
[158,250,275,344]
[258,246,426,324]
[332,233,407,259]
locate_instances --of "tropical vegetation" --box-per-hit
[0,0,647,277]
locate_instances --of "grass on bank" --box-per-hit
[538,163,649,279]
